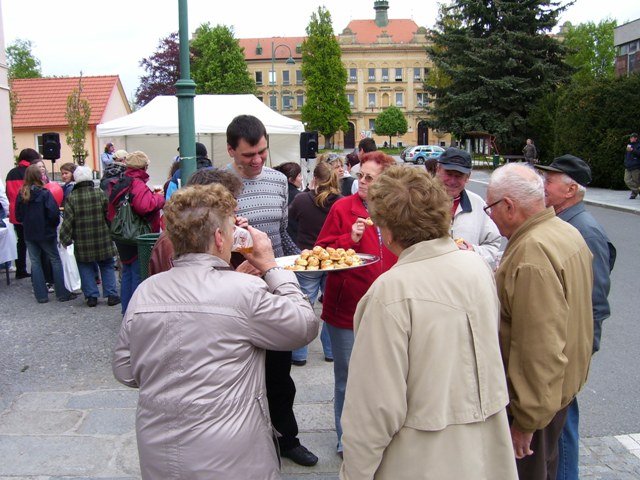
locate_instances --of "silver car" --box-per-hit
[404,145,445,164]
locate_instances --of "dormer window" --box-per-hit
[256,42,263,55]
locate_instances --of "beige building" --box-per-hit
[239,1,450,149]
[0,0,13,176]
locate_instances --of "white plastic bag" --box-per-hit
[58,243,81,292]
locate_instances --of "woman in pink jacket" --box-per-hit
[315,151,398,456]
[107,151,164,314]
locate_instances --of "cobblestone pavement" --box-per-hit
[1,337,640,479]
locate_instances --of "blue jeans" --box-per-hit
[292,272,333,361]
[120,259,140,315]
[325,323,354,453]
[77,258,118,299]
[557,398,579,480]
[25,239,71,301]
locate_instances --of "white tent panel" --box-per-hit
[97,95,304,186]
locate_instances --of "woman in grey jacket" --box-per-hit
[112,183,318,479]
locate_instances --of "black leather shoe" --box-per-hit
[291,359,307,367]
[86,297,98,307]
[281,444,318,466]
[58,293,78,302]
[16,272,31,279]
[107,295,121,306]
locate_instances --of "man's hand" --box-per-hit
[510,425,534,459]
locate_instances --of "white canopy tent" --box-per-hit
[96,94,305,186]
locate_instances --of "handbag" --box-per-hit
[58,243,81,292]
[110,192,151,245]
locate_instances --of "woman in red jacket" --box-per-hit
[107,151,165,315]
[315,151,397,457]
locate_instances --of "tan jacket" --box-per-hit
[340,238,517,480]
[112,253,319,480]
[495,208,593,433]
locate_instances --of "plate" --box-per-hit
[275,253,380,274]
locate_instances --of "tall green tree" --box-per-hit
[190,24,255,94]
[426,0,573,151]
[562,19,616,84]
[374,106,408,146]
[301,6,350,148]
[6,38,42,79]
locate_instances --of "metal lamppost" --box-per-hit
[176,0,197,187]
[270,41,295,112]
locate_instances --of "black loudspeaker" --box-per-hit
[42,132,61,161]
[300,131,318,159]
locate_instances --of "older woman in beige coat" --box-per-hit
[339,167,517,480]
[112,184,318,479]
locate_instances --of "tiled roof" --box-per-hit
[344,19,420,44]
[239,37,306,61]
[11,76,121,129]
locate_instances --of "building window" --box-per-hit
[629,40,638,53]
[395,92,403,107]
[282,70,290,86]
[297,94,304,109]
[256,44,263,55]
[382,68,389,82]
[296,70,303,85]
[269,94,277,110]
[36,134,44,156]
[283,95,292,110]
[257,95,264,103]
[349,68,357,83]
[395,68,403,81]
[368,119,376,131]
[347,93,355,108]
[368,92,376,108]
[255,71,263,85]
[368,68,376,82]
[296,44,302,54]
[269,70,276,85]
[413,67,421,81]
[416,92,428,108]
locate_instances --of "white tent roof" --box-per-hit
[96,94,304,137]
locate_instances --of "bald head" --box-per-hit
[486,164,546,239]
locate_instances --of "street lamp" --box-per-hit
[270,41,296,112]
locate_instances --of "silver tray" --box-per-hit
[275,253,380,274]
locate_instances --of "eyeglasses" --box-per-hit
[355,172,377,183]
[483,198,504,215]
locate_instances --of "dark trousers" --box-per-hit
[265,349,300,452]
[13,223,27,275]
[515,404,570,480]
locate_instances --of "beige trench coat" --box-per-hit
[113,253,319,479]
[340,238,517,480]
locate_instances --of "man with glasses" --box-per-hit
[535,155,616,480]
[486,163,593,480]
[435,147,502,268]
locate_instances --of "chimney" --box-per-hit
[374,0,389,28]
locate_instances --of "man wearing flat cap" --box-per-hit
[435,147,502,268]
[624,133,640,199]
[536,155,616,480]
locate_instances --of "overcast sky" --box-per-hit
[3,0,640,101]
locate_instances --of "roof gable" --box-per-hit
[344,19,419,44]
[11,76,127,129]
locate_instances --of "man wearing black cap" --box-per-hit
[435,147,502,268]
[165,142,213,199]
[536,155,616,480]
[624,133,640,199]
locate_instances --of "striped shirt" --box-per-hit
[229,165,299,257]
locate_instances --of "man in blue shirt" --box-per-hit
[536,155,616,480]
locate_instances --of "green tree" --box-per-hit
[65,76,91,165]
[426,0,573,152]
[562,19,617,84]
[374,106,408,146]
[6,38,42,79]
[301,6,350,148]
[190,23,255,94]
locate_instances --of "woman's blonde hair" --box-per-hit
[313,161,340,207]
[19,165,44,203]
[368,166,451,248]
[164,184,237,257]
